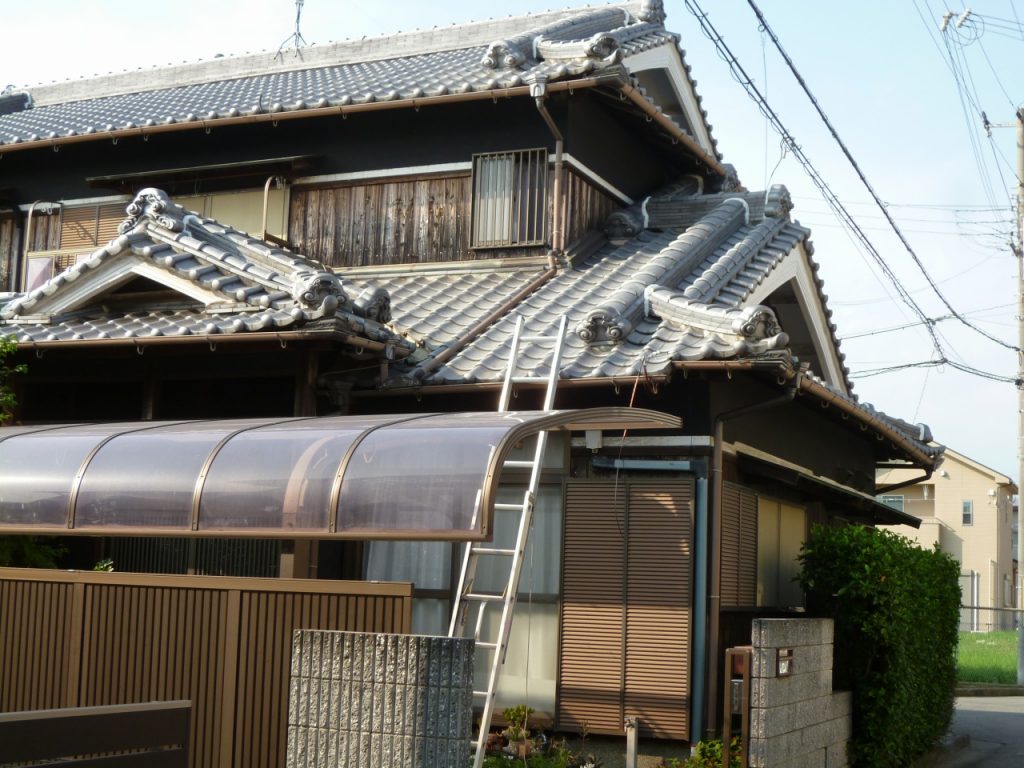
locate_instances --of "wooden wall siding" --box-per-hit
[721,483,758,607]
[0,569,413,768]
[0,217,20,290]
[559,479,693,739]
[288,169,617,267]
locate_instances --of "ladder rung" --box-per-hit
[511,375,549,384]
[475,641,498,651]
[465,592,504,602]
[520,334,558,343]
[471,546,516,556]
[493,502,523,511]
[472,690,490,698]
[503,459,535,469]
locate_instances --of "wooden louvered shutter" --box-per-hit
[559,479,693,739]
[721,483,758,606]
[624,482,692,739]
[559,481,626,733]
[59,204,124,251]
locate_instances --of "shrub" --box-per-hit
[798,524,960,768]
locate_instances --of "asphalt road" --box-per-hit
[930,697,1024,767]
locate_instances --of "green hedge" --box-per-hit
[798,524,960,768]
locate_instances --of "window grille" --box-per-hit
[471,148,548,248]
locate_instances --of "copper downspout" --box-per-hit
[619,82,728,178]
[532,77,565,257]
[0,79,608,157]
[706,378,798,739]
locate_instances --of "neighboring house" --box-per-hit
[878,449,1017,631]
[0,0,941,749]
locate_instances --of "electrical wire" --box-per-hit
[743,0,1019,353]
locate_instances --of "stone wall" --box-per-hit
[748,618,850,768]
[287,630,474,768]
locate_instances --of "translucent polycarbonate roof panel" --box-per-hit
[74,419,274,530]
[0,408,679,539]
[0,422,171,528]
[198,415,399,532]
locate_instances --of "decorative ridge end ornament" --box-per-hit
[604,208,644,239]
[291,270,347,316]
[353,284,392,323]
[480,40,528,69]
[733,305,785,341]
[118,188,186,234]
[720,164,743,193]
[535,33,622,65]
[763,184,794,219]
[576,307,631,345]
[637,0,667,25]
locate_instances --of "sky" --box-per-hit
[2,1,1021,478]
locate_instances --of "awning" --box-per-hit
[735,448,922,528]
[0,408,679,540]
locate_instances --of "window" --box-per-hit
[22,203,124,291]
[878,495,905,513]
[963,500,974,526]
[471,148,547,248]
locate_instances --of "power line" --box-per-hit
[683,0,945,363]
[744,0,1019,354]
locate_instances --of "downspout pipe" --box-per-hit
[876,469,933,495]
[705,377,799,739]
[531,75,565,260]
[691,475,709,746]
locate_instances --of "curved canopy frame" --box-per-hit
[0,408,679,540]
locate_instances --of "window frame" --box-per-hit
[962,499,974,526]
[470,148,549,249]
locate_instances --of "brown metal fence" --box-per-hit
[0,567,413,768]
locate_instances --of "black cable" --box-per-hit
[745,0,1019,353]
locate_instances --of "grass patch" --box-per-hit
[957,631,1017,683]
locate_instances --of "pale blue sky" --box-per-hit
[2,1,1019,477]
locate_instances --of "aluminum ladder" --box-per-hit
[448,314,567,768]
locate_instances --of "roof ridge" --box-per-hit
[27,4,644,108]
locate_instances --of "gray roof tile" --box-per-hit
[0,3,691,152]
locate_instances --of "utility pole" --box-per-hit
[1016,108,1024,684]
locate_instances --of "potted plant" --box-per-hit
[501,704,535,758]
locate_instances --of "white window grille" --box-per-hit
[471,148,548,248]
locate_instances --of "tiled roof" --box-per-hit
[0,2,701,154]
[1,189,411,351]
[410,187,810,384]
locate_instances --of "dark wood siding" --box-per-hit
[721,483,758,607]
[0,217,19,290]
[559,479,692,739]
[288,168,616,268]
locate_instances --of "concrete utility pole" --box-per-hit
[1016,108,1024,684]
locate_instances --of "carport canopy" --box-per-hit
[0,408,679,540]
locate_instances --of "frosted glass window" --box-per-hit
[338,413,509,534]
[76,420,268,529]
[365,540,451,591]
[0,423,134,527]
[199,416,394,531]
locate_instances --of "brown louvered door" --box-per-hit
[559,481,627,733]
[559,479,693,739]
[625,482,693,739]
[720,483,758,607]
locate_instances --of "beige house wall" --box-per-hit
[878,451,1016,631]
